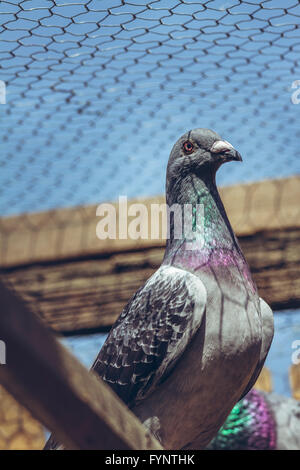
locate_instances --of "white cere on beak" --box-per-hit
[210,140,234,153]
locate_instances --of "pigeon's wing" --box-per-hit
[239,298,274,400]
[92,265,207,407]
[44,265,206,450]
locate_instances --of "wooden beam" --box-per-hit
[0,176,299,333]
[0,280,162,450]
[254,367,272,393]
[289,364,300,401]
[0,176,299,268]
[2,226,299,333]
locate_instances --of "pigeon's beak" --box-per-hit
[210,140,243,162]
[225,148,243,162]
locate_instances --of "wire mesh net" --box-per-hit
[0,0,299,216]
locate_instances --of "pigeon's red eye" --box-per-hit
[183,141,194,154]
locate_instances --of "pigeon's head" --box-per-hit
[167,128,242,183]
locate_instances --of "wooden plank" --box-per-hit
[1,226,299,333]
[0,280,162,450]
[0,176,299,268]
[289,364,300,401]
[240,227,300,310]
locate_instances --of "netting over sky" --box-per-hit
[0,0,299,216]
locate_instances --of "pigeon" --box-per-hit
[207,389,300,450]
[45,128,274,450]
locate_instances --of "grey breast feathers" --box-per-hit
[92,265,207,408]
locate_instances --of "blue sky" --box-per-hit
[0,0,299,215]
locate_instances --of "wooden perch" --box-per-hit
[0,280,162,450]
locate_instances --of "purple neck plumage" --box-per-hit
[163,168,257,294]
